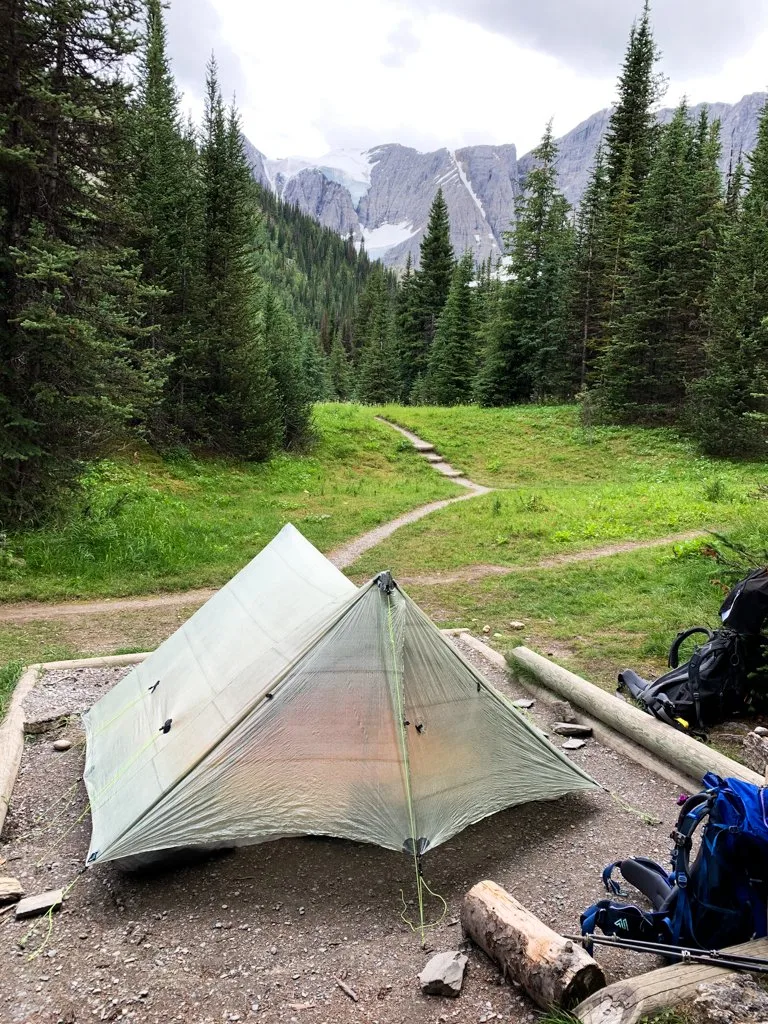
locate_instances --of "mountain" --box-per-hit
[245,92,766,268]
[245,141,519,268]
[518,91,768,208]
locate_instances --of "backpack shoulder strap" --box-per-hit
[668,627,714,668]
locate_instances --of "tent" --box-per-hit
[83,524,597,869]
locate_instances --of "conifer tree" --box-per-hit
[0,0,163,523]
[423,252,477,405]
[594,104,723,423]
[260,287,313,448]
[412,188,454,380]
[590,0,664,349]
[301,331,331,402]
[192,60,280,458]
[356,272,400,403]
[687,101,768,455]
[570,145,610,388]
[476,123,574,405]
[395,252,423,400]
[328,333,354,400]
[131,0,203,442]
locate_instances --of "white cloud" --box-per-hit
[167,0,768,159]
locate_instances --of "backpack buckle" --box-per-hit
[670,828,688,847]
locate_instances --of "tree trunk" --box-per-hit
[461,880,606,1009]
[573,938,768,1024]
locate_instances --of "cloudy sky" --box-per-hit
[166,0,768,159]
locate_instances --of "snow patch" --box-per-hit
[361,221,416,250]
[264,149,375,204]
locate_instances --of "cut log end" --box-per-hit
[461,880,606,1010]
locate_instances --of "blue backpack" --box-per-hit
[581,774,768,950]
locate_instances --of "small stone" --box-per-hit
[512,699,535,710]
[553,723,593,737]
[52,739,71,752]
[492,633,504,639]
[562,738,586,751]
[15,889,63,920]
[269,945,277,955]
[551,700,577,724]
[419,951,468,997]
[0,877,24,904]
[754,726,768,736]
[508,621,525,630]
[482,625,491,634]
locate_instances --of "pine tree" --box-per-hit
[687,101,768,455]
[131,0,202,442]
[301,330,331,402]
[356,272,400,403]
[411,188,454,384]
[475,123,574,405]
[192,60,280,458]
[594,104,724,423]
[423,252,477,405]
[0,0,163,524]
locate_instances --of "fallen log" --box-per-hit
[508,647,763,787]
[573,937,768,1024]
[461,880,605,1009]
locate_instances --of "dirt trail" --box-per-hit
[0,419,706,624]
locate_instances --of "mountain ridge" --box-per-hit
[245,91,766,267]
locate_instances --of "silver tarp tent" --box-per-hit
[83,524,597,867]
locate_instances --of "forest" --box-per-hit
[1,0,767,530]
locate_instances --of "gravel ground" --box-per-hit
[1,641,686,1024]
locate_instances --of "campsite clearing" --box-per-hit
[1,639,681,1024]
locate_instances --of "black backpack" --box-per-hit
[618,568,768,732]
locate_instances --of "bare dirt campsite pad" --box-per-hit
[1,641,685,1024]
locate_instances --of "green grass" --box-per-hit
[0,660,23,718]
[405,539,751,689]
[0,404,460,602]
[347,405,767,577]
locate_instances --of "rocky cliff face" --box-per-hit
[244,91,766,267]
[519,91,767,209]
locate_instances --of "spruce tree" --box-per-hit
[589,0,664,352]
[260,287,313,448]
[476,123,574,405]
[687,101,768,455]
[193,60,280,458]
[131,0,202,442]
[356,272,400,403]
[395,252,423,400]
[570,145,610,388]
[328,333,354,401]
[0,0,163,524]
[595,104,723,423]
[423,252,477,405]
[411,188,454,385]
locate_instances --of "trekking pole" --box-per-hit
[563,934,768,974]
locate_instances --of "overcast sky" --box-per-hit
[166,0,768,159]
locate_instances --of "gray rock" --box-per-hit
[551,700,577,724]
[512,699,535,709]
[15,888,63,919]
[0,877,24,903]
[508,621,525,630]
[754,726,768,736]
[53,739,72,752]
[419,951,467,997]
[742,731,768,774]
[562,738,587,751]
[553,723,593,737]
[692,973,768,1024]
[282,169,360,237]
